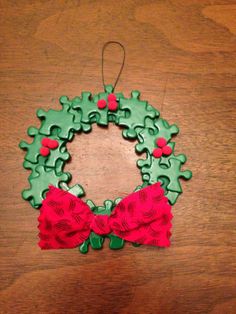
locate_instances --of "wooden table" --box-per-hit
[0,1,235,313]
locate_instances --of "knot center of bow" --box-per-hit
[90,215,112,235]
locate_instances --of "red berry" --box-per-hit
[107,93,116,102]
[47,139,59,149]
[162,145,172,156]
[108,100,118,111]
[41,138,50,147]
[156,137,167,148]
[152,148,162,158]
[40,146,50,157]
[97,99,107,109]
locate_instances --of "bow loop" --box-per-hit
[38,186,93,249]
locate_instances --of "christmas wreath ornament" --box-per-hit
[19,41,192,253]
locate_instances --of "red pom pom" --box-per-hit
[41,138,50,147]
[162,145,172,156]
[152,148,162,158]
[156,137,167,148]
[108,100,118,111]
[97,99,107,109]
[107,93,116,102]
[40,147,50,157]
[47,139,59,149]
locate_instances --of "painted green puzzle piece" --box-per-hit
[137,143,191,204]
[22,165,71,208]
[23,158,45,178]
[19,127,45,164]
[37,101,81,140]
[23,160,65,208]
[72,91,110,126]
[23,159,66,208]
[59,96,92,133]
[19,127,70,167]
[93,84,125,124]
[137,142,178,168]
[118,90,159,139]
[141,154,192,193]
[149,118,179,136]
[23,158,65,179]
[136,118,179,154]
[59,182,85,198]
[158,176,180,205]
[46,145,70,168]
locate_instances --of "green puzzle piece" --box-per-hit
[19,127,44,164]
[141,154,192,193]
[136,118,179,154]
[71,85,126,127]
[93,85,125,124]
[45,145,70,168]
[22,165,71,208]
[37,101,81,140]
[23,158,65,179]
[23,161,81,209]
[19,127,70,167]
[137,144,191,204]
[59,182,85,198]
[72,91,111,126]
[157,176,180,205]
[59,96,92,133]
[137,142,177,168]
[118,90,159,139]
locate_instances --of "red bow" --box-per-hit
[38,183,172,249]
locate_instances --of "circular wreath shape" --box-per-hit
[20,85,192,253]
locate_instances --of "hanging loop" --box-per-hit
[102,41,126,91]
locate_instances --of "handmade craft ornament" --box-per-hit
[20,41,192,253]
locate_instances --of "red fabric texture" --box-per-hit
[38,182,172,250]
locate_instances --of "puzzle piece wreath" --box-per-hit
[20,85,192,252]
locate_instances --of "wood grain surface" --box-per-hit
[0,1,236,313]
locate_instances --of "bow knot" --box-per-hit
[38,183,172,250]
[90,215,112,235]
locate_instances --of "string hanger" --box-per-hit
[101,41,126,91]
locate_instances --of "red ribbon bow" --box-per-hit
[38,182,172,249]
